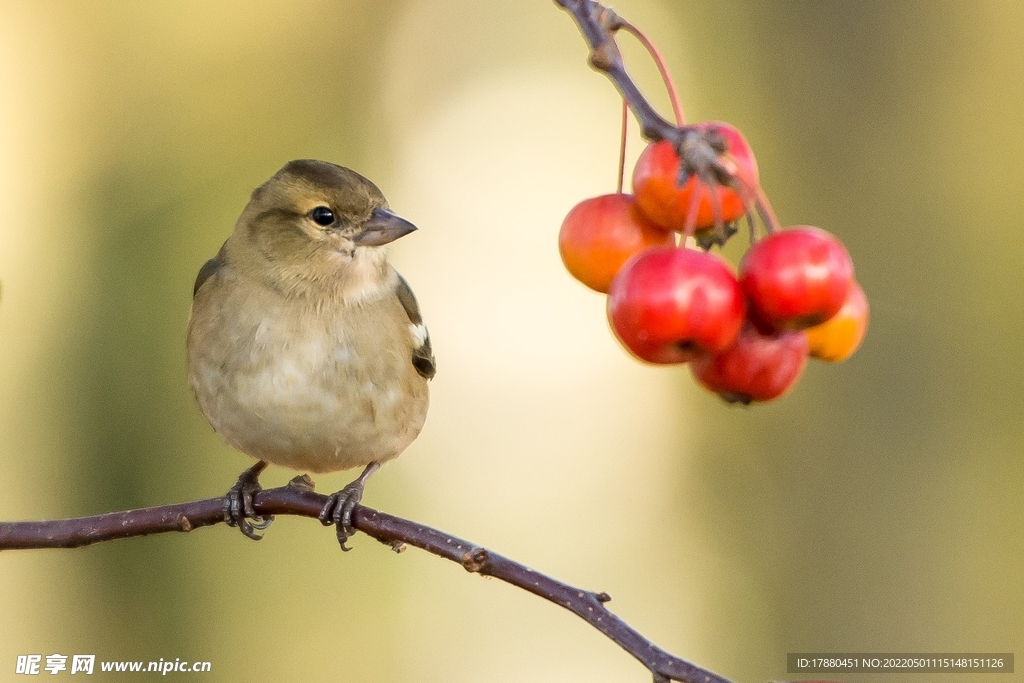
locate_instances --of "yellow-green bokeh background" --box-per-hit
[1,1,1022,681]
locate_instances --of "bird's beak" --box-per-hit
[353,208,418,247]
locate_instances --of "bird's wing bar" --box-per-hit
[395,273,436,380]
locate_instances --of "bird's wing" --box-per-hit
[193,246,226,298]
[395,274,436,380]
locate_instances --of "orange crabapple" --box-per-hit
[558,194,675,293]
[805,281,869,362]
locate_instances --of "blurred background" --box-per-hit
[1,1,1021,681]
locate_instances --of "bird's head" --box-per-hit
[227,160,417,300]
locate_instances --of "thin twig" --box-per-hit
[554,0,681,144]
[0,485,732,683]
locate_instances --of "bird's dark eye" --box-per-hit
[310,206,335,226]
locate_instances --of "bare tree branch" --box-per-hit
[0,482,733,683]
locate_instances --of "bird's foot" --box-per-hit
[318,462,380,551]
[223,460,274,540]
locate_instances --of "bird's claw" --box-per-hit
[318,479,365,551]
[223,460,274,540]
[318,462,380,551]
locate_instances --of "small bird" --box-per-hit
[186,160,435,548]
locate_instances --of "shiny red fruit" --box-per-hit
[558,194,675,293]
[607,247,745,364]
[691,323,809,404]
[632,122,759,231]
[740,226,854,332]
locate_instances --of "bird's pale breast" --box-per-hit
[187,274,429,473]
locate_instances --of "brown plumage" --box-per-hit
[187,160,434,546]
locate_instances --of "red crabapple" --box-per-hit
[632,122,759,232]
[740,226,854,332]
[607,247,745,364]
[691,323,809,404]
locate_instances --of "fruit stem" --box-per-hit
[618,20,686,127]
[733,175,781,239]
[617,98,627,194]
[753,184,782,234]
[745,212,757,246]
[681,173,703,245]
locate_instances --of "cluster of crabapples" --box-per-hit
[559,122,868,404]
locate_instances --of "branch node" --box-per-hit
[597,6,624,32]
[390,541,407,554]
[287,474,316,491]
[589,43,618,71]
[461,547,491,573]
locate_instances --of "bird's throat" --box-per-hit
[329,247,394,305]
